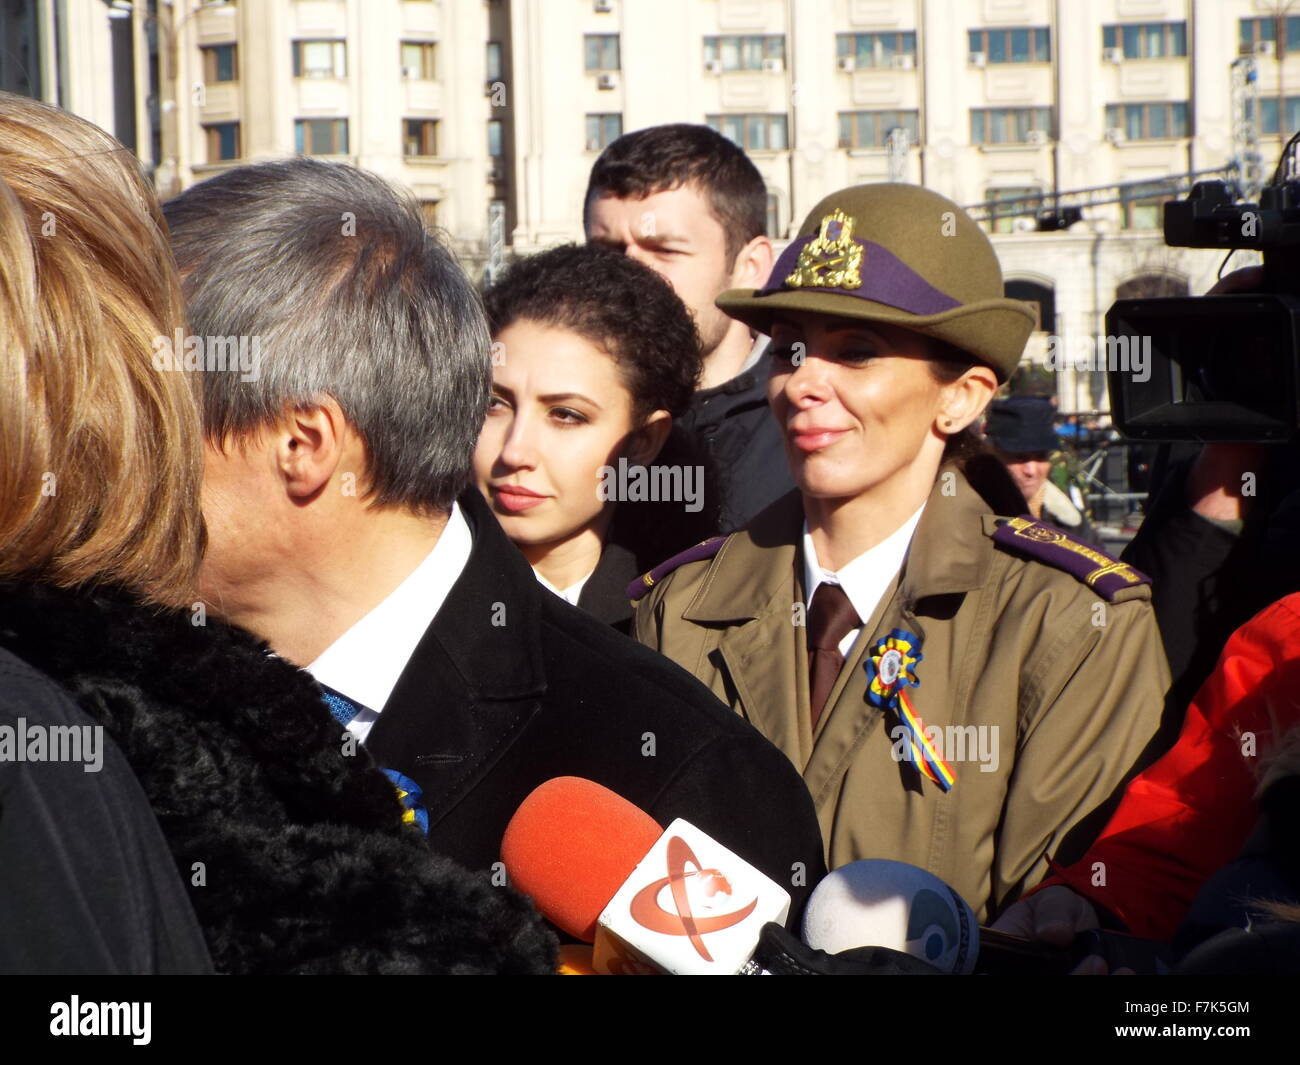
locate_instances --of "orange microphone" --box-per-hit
[501,777,791,975]
[501,776,662,944]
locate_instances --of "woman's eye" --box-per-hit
[551,407,588,425]
[486,395,509,413]
[768,344,803,365]
[836,348,878,364]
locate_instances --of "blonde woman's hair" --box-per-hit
[0,92,203,606]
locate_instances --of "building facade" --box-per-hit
[12,0,1298,409]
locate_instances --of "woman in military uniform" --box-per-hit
[632,184,1170,923]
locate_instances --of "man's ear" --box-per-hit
[937,366,999,434]
[731,234,774,290]
[625,410,673,466]
[274,396,348,501]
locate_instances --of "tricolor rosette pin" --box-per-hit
[382,767,430,834]
[864,629,955,792]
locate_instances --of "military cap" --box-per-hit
[716,184,1036,382]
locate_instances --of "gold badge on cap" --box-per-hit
[784,208,864,290]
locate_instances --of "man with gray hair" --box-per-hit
[163,159,825,918]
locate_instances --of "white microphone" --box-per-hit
[801,859,979,974]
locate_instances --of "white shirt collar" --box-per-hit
[305,501,472,717]
[802,504,926,629]
[534,568,592,608]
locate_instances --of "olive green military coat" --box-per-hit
[634,464,1169,921]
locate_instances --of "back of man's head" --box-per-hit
[583,124,766,265]
[164,158,489,514]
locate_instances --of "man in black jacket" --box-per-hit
[163,159,826,920]
[584,124,795,531]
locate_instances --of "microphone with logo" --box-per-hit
[800,859,1173,975]
[801,859,981,974]
[500,777,791,974]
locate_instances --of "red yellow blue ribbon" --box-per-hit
[864,628,955,792]
[897,690,956,792]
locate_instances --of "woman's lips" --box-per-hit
[492,486,547,512]
[790,428,849,452]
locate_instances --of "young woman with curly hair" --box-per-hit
[474,243,720,631]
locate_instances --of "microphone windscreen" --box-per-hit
[501,776,663,942]
[802,859,979,974]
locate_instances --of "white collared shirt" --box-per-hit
[534,569,592,608]
[305,502,473,744]
[802,504,926,658]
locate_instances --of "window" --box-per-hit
[204,122,240,161]
[419,201,439,229]
[835,32,916,69]
[1005,280,1055,334]
[201,44,237,83]
[487,119,504,157]
[703,35,785,70]
[1240,16,1300,54]
[400,41,436,80]
[706,113,788,151]
[838,110,920,149]
[970,107,1053,145]
[584,34,620,71]
[486,41,503,80]
[585,113,622,151]
[1260,96,1300,136]
[1119,179,1181,230]
[403,119,438,157]
[295,118,348,155]
[968,27,1050,63]
[1105,102,1190,140]
[293,40,346,79]
[1102,22,1187,58]
[766,192,780,237]
[986,186,1042,233]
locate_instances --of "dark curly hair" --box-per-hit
[482,243,702,423]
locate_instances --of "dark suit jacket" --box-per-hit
[575,539,640,634]
[366,489,827,921]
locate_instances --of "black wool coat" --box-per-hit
[365,490,828,922]
[0,581,557,975]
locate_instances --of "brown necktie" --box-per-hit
[807,582,861,730]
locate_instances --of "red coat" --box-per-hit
[1044,592,1300,942]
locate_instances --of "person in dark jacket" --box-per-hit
[474,243,720,631]
[1118,269,1300,727]
[0,93,555,975]
[164,160,829,922]
[0,647,214,975]
[584,123,795,530]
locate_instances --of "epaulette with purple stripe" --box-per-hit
[626,536,728,603]
[991,516,1151,602]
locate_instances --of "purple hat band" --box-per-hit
[759,235,962,316]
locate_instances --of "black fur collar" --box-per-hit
[0,580,400,828]
[0,581,556,974]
